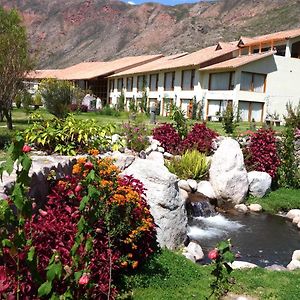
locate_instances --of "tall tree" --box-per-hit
[0,7,32,129]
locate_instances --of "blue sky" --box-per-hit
[122,0,202,5]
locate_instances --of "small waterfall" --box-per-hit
[187,200,216,218]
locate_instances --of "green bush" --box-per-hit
[23,115,121,155]
[39,79,73,119]
[99,105,120,117]
[170,104,188,139]
[166,149,209,180]
[222,103,239,135]
[117,90,125,111]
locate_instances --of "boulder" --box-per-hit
[287,260,300,270]
[286,209,300,220]
[122,157,187,249]
[292,250,300,261]
[182,252,196,263]
[231,261,258,269]
[178,180,192,193]
[234,204,248,214]
[248,171,272,198]
[163,152,173,159]
[187,179,198,192]
[157,146,165,153]
[179,188,189,201]
[209,138,249,205]
[248,204,263,212]
[183,242,204,261]
[265,264,286,271]
[292,216,300,224]
[197,181,216,199]
[147,151,164,165]
[111,151,135,170]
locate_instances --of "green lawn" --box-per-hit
[120,249,300,300]
[247,188,300,214]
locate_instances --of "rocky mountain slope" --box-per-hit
[1,0,300,68]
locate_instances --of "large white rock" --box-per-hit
[183,242,204,261]
[292,216,300,224]
[248,171,272,198]
[286,209,300,220]
[209,138,249,205]
[248,204,263,212]
[231,261,258,269]
[287,260,300,270]
[178,180,192,193]
[122,157,187,249]
[147,151,164,165]
[197,181,216,199]
[292,250,300,261]
[234,204,248,214]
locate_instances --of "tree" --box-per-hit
[39,78,74,119]
[0,7,32,129]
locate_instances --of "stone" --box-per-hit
[157,146,165,153]
[234,204,248,214]
[138,150,147,159]
[150,143,158,152]
[178,180,192,193]
[111,133,121,144]
[248,171,272,198]
[292,250,300,261]
[179,188,189,201]
[183,242,204,261]
[111,151,135,170]
[209,138,249,205]
[287,260,300,270]
[187,179,198,192]
[222,293,259,300]
[297,223,300,229]
[122,157,187,249]
[197,181,216,199]
[286,209,300,220]
[145,145,153,155]
[182,252,196,263]
[292,216,300,224]
[163,152,173,159]
[248,204,263,212]
[231,261,258,269]
[148,136,161,147]
[147,151,164,165]
[265,264,286,271]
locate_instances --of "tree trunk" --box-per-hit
[3,109,13,130]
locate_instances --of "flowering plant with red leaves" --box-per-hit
[0,142,157,299]
[243,128,280,178]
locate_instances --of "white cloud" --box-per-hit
[128,1,136,5]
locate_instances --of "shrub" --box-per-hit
[117,90,125,111]
[23,115,121,155]
[222,103,238,135]
[170,104,188,139]
[152,123,181,154]
[244,128,280,178]
[0,142,157,298]
[284,101,300,129]
[39,79,73,119]
[99,105,120,117]
[123,122,149,152]
[166,149,209,180]
[181,123,218,154]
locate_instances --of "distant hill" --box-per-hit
[1,0,300,68]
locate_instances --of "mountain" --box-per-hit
[1,0,300,68]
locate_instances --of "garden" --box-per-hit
[0,88,300,299]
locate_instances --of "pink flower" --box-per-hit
[84,161,94,170]
[79,273,90,285]
[22,145,32,153]
[208,249,219,260]
[0,266,10,293]
[38,209,48,217]
[74,185,82,193]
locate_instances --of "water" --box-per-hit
[188,212,300,267]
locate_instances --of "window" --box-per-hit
[117,78,123,92]
[209,72,235,90]
[126,77,133,92]
[149,74,159,91]
[240,72,266,93]
[109,79,115,92]
[181,69,195,90]
[164,72,175,91]
[137,75,146,92]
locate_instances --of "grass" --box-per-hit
[247,188,300,214]
[120,249,300,300]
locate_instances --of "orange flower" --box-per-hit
[121,261,128,268]
[72,164,81,174]
[127,253,133,258]
[89,149,99,156]
[132,261,138,269]
[77,157,87,165]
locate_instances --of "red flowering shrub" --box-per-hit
[244,128,280,178]
[0,155,157,299]
[152,123,181,154]
[181,123,218,154]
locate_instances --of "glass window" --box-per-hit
[126,77,133,92]
[137,75,146,91]
[240,72,252,91]
[117,78,123,92]
[164,72,175,91]
[241,72,266,93]
[109,79,115,92]
[182,70,195,90]
[150,74,158,91]
[253,74,265,93]
[210,72,231,90]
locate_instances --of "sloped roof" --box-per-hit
[238,27,300,47]
[26,55,163,80]
[110,44,238,77]
[201,51,275,72]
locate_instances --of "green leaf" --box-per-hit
[27,246,35,262]
[79,195,89,211]
[46,262,62,281]
[85,236,93,252]
[86,170,95,182]
[222,252,235,263]
[77,216,86,234]
[2,239,12,247]
[38,281,52,297]
[74,270,83,282]
[21,155,32,172]
[11,183,24,210]
[217,241,230,252]
[4,157,14,175]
